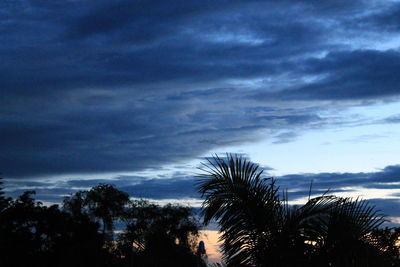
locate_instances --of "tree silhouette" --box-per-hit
[64,184,130,236]
[86,184,130,235]
[119,200,205,267]
[1,179,206,267]
[197,154,393,267]
[0,190,109,267]
[63,190,87,218]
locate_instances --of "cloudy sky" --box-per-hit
[1,0,400,222]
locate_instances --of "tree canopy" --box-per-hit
[1,181,204,267]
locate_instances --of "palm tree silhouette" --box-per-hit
[197,154,388,266]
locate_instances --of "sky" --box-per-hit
[1,0,400,223]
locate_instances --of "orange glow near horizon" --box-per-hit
[199,230,223,264]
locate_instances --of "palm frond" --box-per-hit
[197,154,389,266]
[197,154,281,266]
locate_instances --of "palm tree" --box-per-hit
[197,154,387,267]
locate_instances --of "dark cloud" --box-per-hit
[272,132,298,144]
[255,50,400,101]
[65,175,147,188]
[65,0,219,41]
[363,3,400,31]
[4,175,198,203]
[3,165,399,206]
[2,0,400,179]
[384,114,400,124]
[4,180,54,188]
[367,199,400,220]
[276,165,400,200]
[6,187,74,203]
[1,95,325,177]
[120,177,198,200]
[373,165,400,183]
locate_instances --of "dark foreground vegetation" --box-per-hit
[198,155,400,267]
[1,154,399,267]
[0,180,205,267]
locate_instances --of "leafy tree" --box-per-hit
[118,200,205,267]
[197,154,391,267]
[63,184,130,236]
[63,190,87,218]
[85,184,130,235]
[0,190,109,267]
[1,182,205,267]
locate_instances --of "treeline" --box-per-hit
[0,180,206,267]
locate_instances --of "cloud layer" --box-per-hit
[2,0,400,179]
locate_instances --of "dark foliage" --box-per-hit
[0,191,110,267]
[0,180,204,267]
[118,200,205,267]
[63,184,130,236]
[198,154,400,267]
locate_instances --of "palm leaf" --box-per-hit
[197,154,281,266]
